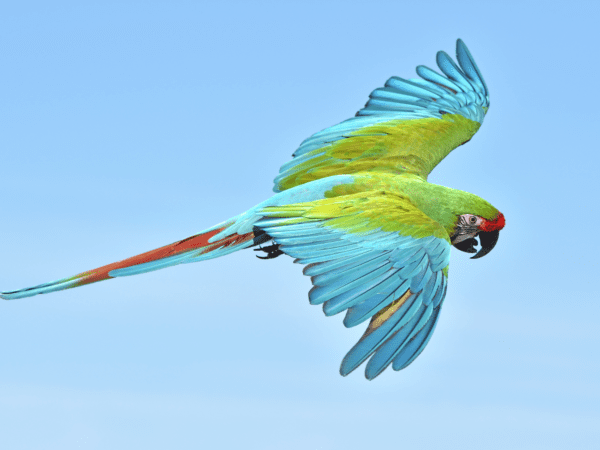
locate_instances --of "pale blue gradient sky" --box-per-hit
[1,1,599,449]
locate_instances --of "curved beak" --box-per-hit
[471,229,500,259]
[453,237,478,254]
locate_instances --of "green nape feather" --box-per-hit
[317,173,499,236]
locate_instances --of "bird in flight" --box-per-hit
[2,39,504,380]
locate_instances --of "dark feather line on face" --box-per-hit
[455,216,478,235]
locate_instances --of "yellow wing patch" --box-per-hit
[367,289,414,333]
[276,114,481,191]
[261,190,450,241]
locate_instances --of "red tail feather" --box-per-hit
[73,226,255,287]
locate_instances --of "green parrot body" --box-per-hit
[1,40,505,379]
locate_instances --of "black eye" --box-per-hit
[469,216,478,225]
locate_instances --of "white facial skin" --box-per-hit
[451,214,483,244]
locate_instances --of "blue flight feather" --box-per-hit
[409,266,432,293]
[365,301,433,380]
[294,247,374,265]
[343,279,410,328]
[322,269,398,316]
[456,39,488,97]
[392,306,440,371]
[311,253,391,286]
[340,291,421,376]
[302,250,384,277]
[415,65,464,96]
[309,264,393,305]
[436,51,474,92]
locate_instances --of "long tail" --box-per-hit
[1,215,268,300]
[1,175,355,300]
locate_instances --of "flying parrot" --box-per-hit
[1,39,505,380]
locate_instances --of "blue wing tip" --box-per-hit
[435,49,451,62]
[365,364,385,380]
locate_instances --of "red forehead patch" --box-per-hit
[480,212,505,232]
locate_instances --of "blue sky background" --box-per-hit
[1,1,599,448]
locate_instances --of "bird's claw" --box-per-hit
[254,243,284,260]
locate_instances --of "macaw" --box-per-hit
[1,39,505,380]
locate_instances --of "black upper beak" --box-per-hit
[470,229,500,259]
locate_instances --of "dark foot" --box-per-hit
[254,243,284,260]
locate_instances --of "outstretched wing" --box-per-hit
[273,39,488,192]
[255,191,450,379]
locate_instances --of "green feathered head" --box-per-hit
[413,186,505,260]
[444,190,505,259]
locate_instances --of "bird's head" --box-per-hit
[451,212,505,259]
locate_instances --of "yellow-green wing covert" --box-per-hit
[273,39,489,192]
